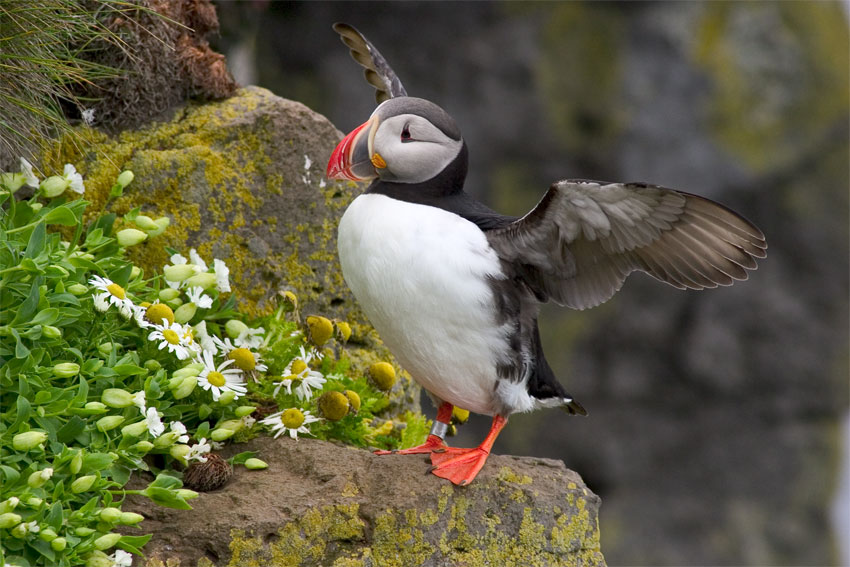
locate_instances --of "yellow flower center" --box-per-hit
[146,303,174,325]
[106,283,126,299]
[162,329,181,345]
[228,348,256,371]
[207,371,226,387]
[290,360,307,375]
[280,408,304,429]
[285,374,302,384]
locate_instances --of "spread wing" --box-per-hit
[333,22,407,103]
[486,180,767,310]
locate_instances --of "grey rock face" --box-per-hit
[127,437,605,566]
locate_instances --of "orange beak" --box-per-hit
[326,116,379,181]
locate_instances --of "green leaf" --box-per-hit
[116,534,153,555]
[88,213,116,238]
[15,335,30,359]
[30,308,59,326]
[16,394,32,424]
[19,258,43,276]
[46,501,64,530]
[30,537,56,562]
[67,256,101,273]
[107,464,131,486]
[144,486,192,510]
[72,375,89,405]
[56,416,86,443]
[81,452,115,473]
[84,227,104,246]
[123,207,141,223]
[24,222,46,258]
[228,451,257,466]
[13,281,40,323]
[112,364,146,376]
[194,421,210,440]
[148,473,182,490]
[109,263,133,288]
[0,465,21,484]
[43,205,78,226]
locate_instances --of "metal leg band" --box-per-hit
[430,420,449,440]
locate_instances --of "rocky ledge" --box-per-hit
[126,436,605,566]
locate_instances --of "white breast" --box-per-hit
[338,193,510,415]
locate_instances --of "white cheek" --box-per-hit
[373,124,462,184]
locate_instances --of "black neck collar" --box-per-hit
[362,143,515,231]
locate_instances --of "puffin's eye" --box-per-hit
[401,124,412,142]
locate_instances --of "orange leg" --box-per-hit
[374,402,453,455]
[429,415,507,486]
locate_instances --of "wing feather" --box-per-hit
[486,180,766,310]
[333,23,408,103]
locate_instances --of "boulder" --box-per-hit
[43,85,420,414]
[126,437,605,567]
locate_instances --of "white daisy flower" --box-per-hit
[116,299,134,319]
[211,336,267,374]
[109,549,133,567]
[170,253,188,265]
[230,347,268,373]
[193,320,217,353]
[214,258,231,293]
[271,346,321,396]
[93,293,110,312]
[188,249,208,272]
[89,275,134,313]
[20,158,38,188]
[272,367,325,401]
[211,334,237,354]
[169,421,190,443]
[197,350,246,401]
[240,415,256,429]
[186,286,213,309]
[63,163,84,194]
[186,438,211,463]
[147,320,196,360]
[261,408,319,440]
[132,304,152,329]
[144,407,165,438]
[234,326,265,350]
[293,370,325,401]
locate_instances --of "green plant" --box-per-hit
[0,161,428,566]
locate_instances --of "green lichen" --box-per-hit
[498,466,533,485]
[226,503,365,567]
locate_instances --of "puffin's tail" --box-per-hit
[562,397,588,416]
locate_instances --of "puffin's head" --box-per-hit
[327,97,464,184]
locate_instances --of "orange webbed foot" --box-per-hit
[429,447,491,486]
[373,434,447,455]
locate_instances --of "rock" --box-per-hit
[42,85,420,415]
[125,436,605,566]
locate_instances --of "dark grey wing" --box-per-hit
[333,22,407,103]
[486,180,767,310]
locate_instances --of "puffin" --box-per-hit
[326,23,767,486]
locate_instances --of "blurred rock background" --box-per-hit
[211,2,848,565]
